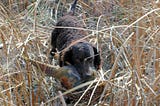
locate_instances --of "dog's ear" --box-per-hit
[60,48,73,67]
[92,46,101,70]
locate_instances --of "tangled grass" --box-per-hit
[0,0,160,105]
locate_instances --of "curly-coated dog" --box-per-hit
[50,0,101,79]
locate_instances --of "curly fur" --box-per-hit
[50,1,101,79]
[51,15,87,51]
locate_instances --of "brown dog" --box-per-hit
[50,0,101,79]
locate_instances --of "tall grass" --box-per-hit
[0,0,159,105]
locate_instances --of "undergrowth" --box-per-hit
[0,0,160,106]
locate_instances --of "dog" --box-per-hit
[50,0,101,79]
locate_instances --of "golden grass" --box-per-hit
[0,0,160,105]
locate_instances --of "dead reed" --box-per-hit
[0,0,159,105]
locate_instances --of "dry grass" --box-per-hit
[0,0,160,106]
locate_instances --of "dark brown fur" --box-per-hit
[51,15,87,51]
[50,0,101,79]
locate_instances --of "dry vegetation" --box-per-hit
[0,0,160,106]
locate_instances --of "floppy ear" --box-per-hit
[92,46,101,70]
[59,48,73,67]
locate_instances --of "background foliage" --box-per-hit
[0,0,160,105]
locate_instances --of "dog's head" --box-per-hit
[61,42,101,78]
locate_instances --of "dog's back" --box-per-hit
[51,0,87,52]
[53,15,86,51]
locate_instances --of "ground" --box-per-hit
[0,0,160,105]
